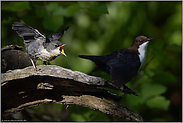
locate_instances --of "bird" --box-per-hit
[78,36,153,89]
[12,22,69,70]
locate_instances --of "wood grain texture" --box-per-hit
[1,65,142,121]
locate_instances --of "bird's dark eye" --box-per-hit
[55,44,59,47]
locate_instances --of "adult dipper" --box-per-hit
[12,22,69,70]
[78,36,153,89]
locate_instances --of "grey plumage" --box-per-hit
[12,22,69,70]
[47,26,69,42]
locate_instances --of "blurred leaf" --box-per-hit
[78,1,88,6]
[92,111,110,121]
[87,2,108,16]
[69,113,86,121]
[166,44,182,52]
[67,4,81,16]
[168,31,182,46]
[2,2,31,11]
[35,8,48,18]
[42,16,63,32]
[153,39,165,50]
[146,96,170,110]
[137,71,152,85]
[68,106,95,121]
[46,2,69,17]
[52,7,68,16]
[145,69,156,78]
[83,110,95,121]
[29,105,39,112]
[125,94,143,107]
[141,82,167,101]
[46,2,59,14]
[151,71,177,84]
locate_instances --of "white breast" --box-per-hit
[36,46,61,62]
[138,42,149,64]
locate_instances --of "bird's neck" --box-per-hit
[128,42,149,63]
[128,46,139,55]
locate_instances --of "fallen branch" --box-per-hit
[1,65,142,121]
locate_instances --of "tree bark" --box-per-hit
[1,65,143,121]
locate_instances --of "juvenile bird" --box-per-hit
[78,36,153,89]
[12,22,69,70]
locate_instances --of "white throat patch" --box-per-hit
[138,42,149,63]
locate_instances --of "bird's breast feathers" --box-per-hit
[35,46,61,62]
[138,42,149,64]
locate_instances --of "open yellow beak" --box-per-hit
[60,44,67,57]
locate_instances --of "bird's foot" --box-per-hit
[35,68,41,71]
[120,85,138,96]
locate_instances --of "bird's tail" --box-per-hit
[78,55,104,73]
[79,55,111,74]
[78,55,100,62]
[47,26,70,42]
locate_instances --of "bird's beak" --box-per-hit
[147,38,153,41]
[60,44,67,57]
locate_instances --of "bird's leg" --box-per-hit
[30,59,40,71]
[43,61,51,65]
[43,61,47,65]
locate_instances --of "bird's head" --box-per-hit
[129,36,153,51]
[132,36,153,48]
[46,41,67,57]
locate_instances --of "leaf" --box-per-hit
[141,82,167,101]
[52,7,68,17]
[46,2,59,14]
[92,111,110,121]
[45,2,69,17]
[78,1,88,6]
[69,113,86,122]
[68,106,95,121]
[67,4,81,16]
[125,94,143,107]
[2,2,31,12]
[151,71,177,84]
[87,2,108,16]
[42,16,63,32]
[146,96,170,110]
[35,8,47,18]
[166,44,182,52]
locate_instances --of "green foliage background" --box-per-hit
[1,1,182,121]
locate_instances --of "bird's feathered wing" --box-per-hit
[78,49,141,88]
[47,26,70,42]
[12,22,46,47]
[107,51,141,87]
